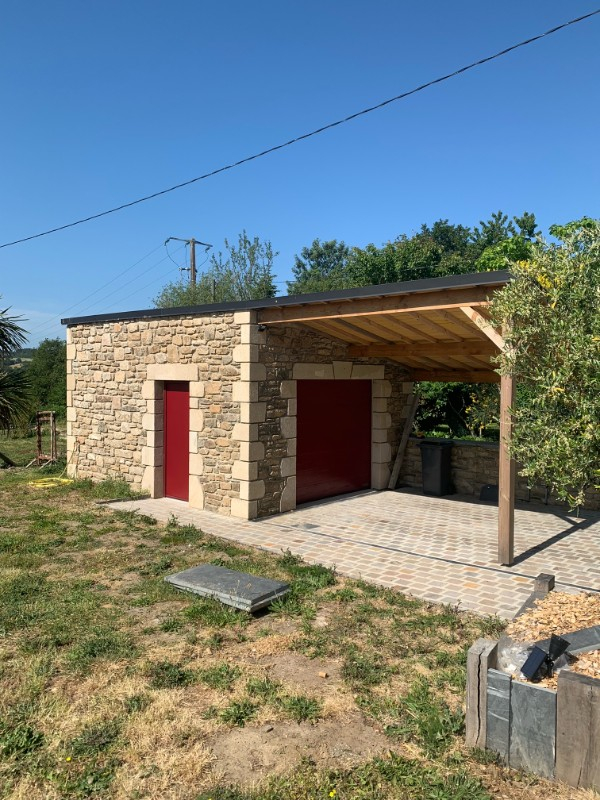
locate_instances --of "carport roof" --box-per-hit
[62,269,510,381]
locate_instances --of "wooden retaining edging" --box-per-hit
[465,574,600,790]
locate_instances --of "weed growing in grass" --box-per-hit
[66,626,134,672]
[160,615,185,633]
[270,593,305,616]
[341,646,391,688]
[206,631,225,649]
[199,663,241,691]
[245,677,281,702]
[139,555,175,576]
[388,678,464,756]
[69,718,122,757]
[184,597,247,628]
[219,699,257,727]
[328,587,358,603]
[124,694,151,714]
[129,575,181,606]
[160,520,204,545]
[146,660,196,689]
[0,713,45,758]
[477,615,506,638]
[277,694,322,723]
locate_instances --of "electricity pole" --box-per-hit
[164,236,212,287]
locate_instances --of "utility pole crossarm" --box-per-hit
[165,236,212,288]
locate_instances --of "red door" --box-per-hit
[296,380,371,505]
[164,381,189,501]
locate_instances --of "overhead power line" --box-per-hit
[26,242,185,339]
[1,9,598,251]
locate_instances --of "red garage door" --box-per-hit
[296,380,371,505]
[164,381,189,501]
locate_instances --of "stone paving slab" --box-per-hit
[111,490,600,620]
[165,564,289,611]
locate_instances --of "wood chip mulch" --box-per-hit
[505,592,600,687]
[506,592,600,642]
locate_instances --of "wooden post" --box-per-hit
[189,238,197,286]
[388,391,420,490]
[498,372,516,565]
[465,638,498,748]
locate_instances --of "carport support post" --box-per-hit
[498,372,516,565]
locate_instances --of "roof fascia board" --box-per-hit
[61,270,510,327]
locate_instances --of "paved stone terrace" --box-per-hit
[112,490,600,619]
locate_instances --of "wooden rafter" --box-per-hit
[377,315,439,343]
[408,312,462,341]
[347,341,497,359]
[460,306,504,350]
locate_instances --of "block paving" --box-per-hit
[113,489,600,619]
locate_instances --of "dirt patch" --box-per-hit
[208,712,390,786]
[258,651,342,693]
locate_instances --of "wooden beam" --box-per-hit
[408,369,499,383]
[348,341,497,359]
[388,391,420,489]
[259,287,494,325]
[498,371,516,565]
[460,306,504,350]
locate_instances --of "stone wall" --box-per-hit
[66,312,242,515]
[400,438,600,511]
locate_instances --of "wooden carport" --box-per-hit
[257,270,517,565]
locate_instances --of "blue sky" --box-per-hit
[1,1,598,345]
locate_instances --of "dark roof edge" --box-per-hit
[61,270,511,327]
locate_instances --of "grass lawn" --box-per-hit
[0,464,592,800]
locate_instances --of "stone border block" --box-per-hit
[239,480,266,501]
[230,498,258,520]
[351,364,385,380]
[147,363,198,381]
[240,402,266,424]
[292,363,334,380]
[233,382,258,402]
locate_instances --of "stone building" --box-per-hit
[63,271,509,523]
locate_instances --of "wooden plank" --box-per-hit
[460,306,505,350]
[465,639,498,748]
[408,369,499,383]
[556,670,600,790]
[348,341,497,359]
[379,315,439,343]
[498,372,516,565]
[435,308,487,337]
[303,318,373,344]
[410,311,462,341]
[388,392,420,489]
[346,314,405,341]
[259,287,494,324]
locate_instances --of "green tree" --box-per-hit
[492,218,600,507]
[155,231,277,307]
[0,305,30,431]
[287,239,350,294]
[27,338,67,416]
